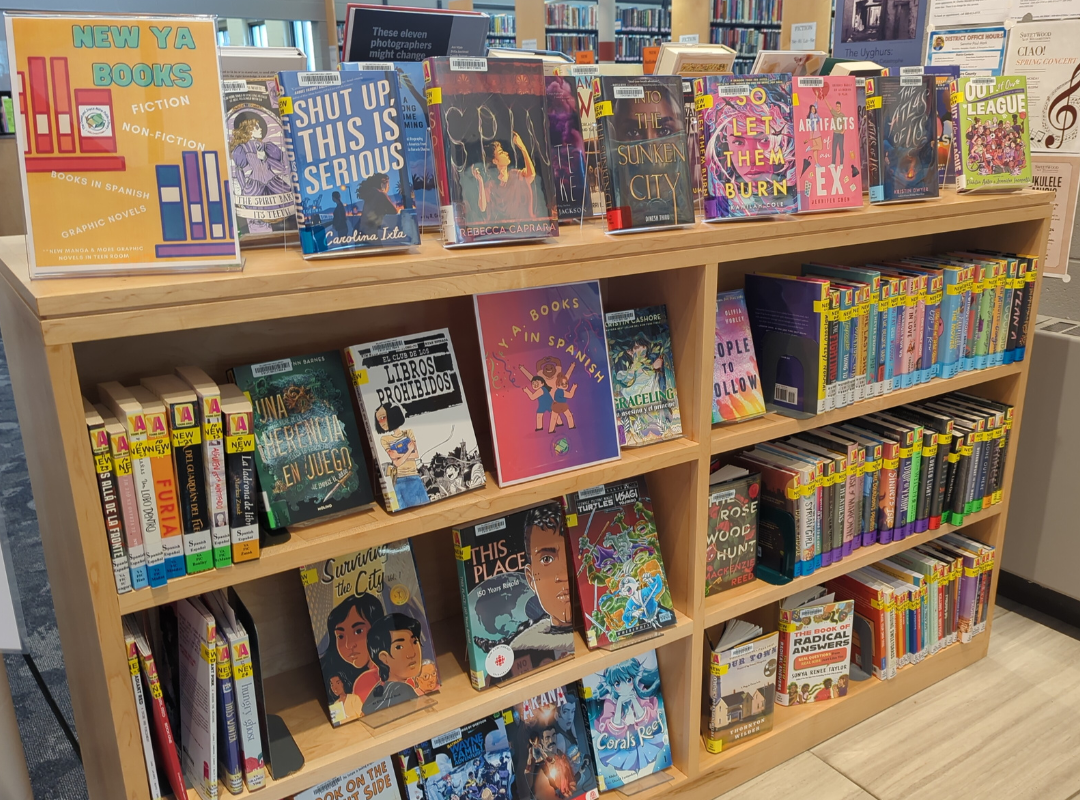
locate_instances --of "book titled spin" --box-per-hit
[605,306,683,447]
[951,76,1032,193]
[346,330,485,513]
[278,70,419,256]
[695,74,797,221]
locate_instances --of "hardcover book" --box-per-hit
[424,56,559,246]
[605,305,683,447]
[705,623,778,753]
[223,78,297,243]
[952,76,1032,192]
[563,477,677,649]
[132,622,187,800]
[705,471,760,596]
[278,69,419,256]
[553,66,606,216]
[5,14,240,276]
[212,632,243,796]
[99,409,150,589]
[793,76,863,212]
[695,74,798,221]
[420,715,516,800]
[175,597,217,800]
[776,588,854,707]
[229,351,373,528]
[546,73,591,222]
[1004,20,1080,153]
[300,540,440,726]
[865,76,939,203]
[453,502,575,689]
[123,617,162,800]
[346,330,485,513]
[84,399,131,594]
[594,74,695,232]
[509,685,600,800]
[580,649,672,791]
[925,65,960,186]
[295,758,402,800]
[474,281,621,486]
[713,290,766,424]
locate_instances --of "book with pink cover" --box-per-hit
[713,290,766,424]
[793,76,863,213]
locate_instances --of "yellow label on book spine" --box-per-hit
[695,94,714,110]
[113,454,132,476]
[710,662,729,676]
[201,643,217,664]
[300,568,319,587]
[94,453,112,475]
[171,428,201,448]
[217,660,231,680]
[595,100,613,117]
[421,763,440,779]
[128,657,139,677]
[866,95,882,110]
[456,544,472,561]
[149,681,163,700]
[226,433,254,454]
[233,662,253,681]
[278,95,293,115]
[884,457,899,470]
[203,421,223,441]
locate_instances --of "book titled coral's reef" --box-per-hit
[952,76,1032,193]
[865,76,939,204]
[424,56,558,246]
[6,14,240,276]
[475,281,620,486]
[793,76,862,212]
[278,69,419,256]
[696,74,797,221]
[713,290,766,423]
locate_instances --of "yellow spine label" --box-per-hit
[94,453,113,475]
[300,568,319,587]
[128,656,139,676]
[225,433,255,454]
[695,94,714,110]
[233,662,253,681]
[425,87,442,105]
[278,96,293,115]
[595,100,613,117]
[171,428,201,448]
[203,421,223,441]
[866,95,883,110]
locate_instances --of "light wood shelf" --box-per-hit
[0,188,1050,800]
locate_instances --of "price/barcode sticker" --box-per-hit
[297,72,341,87]
[718,84,750,97]
[900,75,923,87]
[570,64,599,76]
[970,76,996,85]
[605,309,635,324]
[223,80,249,94]
[352,62,395,71]
[798,77,824,87]
[450,57,488,72]
[614,85,645,99]
[900,66,924,76]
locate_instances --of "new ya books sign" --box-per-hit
[5,14,240,277]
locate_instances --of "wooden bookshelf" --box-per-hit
[0,188,1050,800]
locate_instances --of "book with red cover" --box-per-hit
[133,623,186,800]
[793,76,862,212]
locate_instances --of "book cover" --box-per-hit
[230,352,373,528]
[176,598,217,800]
[295,758,402,800]
[133,623,187,800]
[84,399,131,594]
[346,330,484,513]
[547,74,590,222]
[342,4,489,63]
[866,76,939,203]
[223,78,296,242]
[924,65,960,186]
[424,56,558,246]
[123,618,163,800]
[563,477,677,649]
[392,747,426,800]
[509,685,599,800]
[301,541,439,725]
[420,715,515,800]
[695,74,797,221]
[474,281,620,486]
[832,0,929,72]
[952,76,1032,192]
[605,305,683,447]
[793,76,863,212]
[705,474,760,596]
[5,14,240,276]
[342,61,439,228]
[217,385,259,563]
[713,289,766,424]
[580,649,672,792]
[100,411,150,590]
[594,74,695,232]
[278,69,419,256]
[555,66,606,216]
[776,597,854,706]
[705,630,779,753]
[213,632,243,796]
[453,503,575,689]
[1004,20,1080,153]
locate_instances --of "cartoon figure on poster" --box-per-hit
[608,326,677,444]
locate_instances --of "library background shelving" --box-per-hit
[710,0,783,70]
[614,1,671,63]
[486,12,517,47]
[546,0,598,53]
[0,188,1051,800]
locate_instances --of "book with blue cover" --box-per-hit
[865,76,939,204]
[278,70,420,257]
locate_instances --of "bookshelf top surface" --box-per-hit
[0,189,1051,343]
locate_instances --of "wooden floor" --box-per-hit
[715,602,1080,800]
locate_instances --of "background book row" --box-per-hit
[712,0,783,25]
[708,392,1014,589]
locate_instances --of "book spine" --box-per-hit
[225,416,259,563]
[129,428,168,588]
[344,349,396,512]
[216,639,243,796]
[950,80,967,191]
[277,76,308,248]
[453,528,489,684]
[90,428,132,594]
[422,63,457,244]
[178,614,217,800]
[900,285,916,388]
[878,441,899,543]
[594,82,620,230]
[139,649,186,799]
[912,433,928,533]
[1004,258,1024,363]
[866,291,880,396]
[825,299,839,411]
[866,95,883,200]
[913,284,928,383]
[144,420,186,579]
[974,266,994,369]
[957,554,978,643]
[200,399,231,569]
[775,614,793,705]
[170,405,214,575]
[229,632,266,790]
[1015,256,1037,361]
[985,268,1002,366]
[940,273,962,378]
[894,441,912,538]
[110,434,149,589]
[127,636,163,800]
[995,265,1014,366]
[856,298,869,401]
[882,291,896,391]
[864,455,880,545]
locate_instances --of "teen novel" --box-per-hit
[952,76,1032,193]
[713,289,766,423]
[278,69,420,256]
[424,57,558,246]
[474,281,621,486]
[705,473,760,596]
[346,330,485,513]
[563,477,677,649]
[866,76,939,204]
[509,685,599,800]
[546,74,591,222]
[453,503,575,689]
[793,76,862,212]
[300,540,440,726]
[605,306,683,448]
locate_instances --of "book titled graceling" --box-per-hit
[278,69,420,257]
[424,56,558,246]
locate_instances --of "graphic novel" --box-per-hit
[509,685,599,800]
[421,716,515,800]
[952,76,1032,192]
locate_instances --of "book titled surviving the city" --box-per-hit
[229,352,373,528]
[424,56,559,246]
[595,74,695,233]
[453,502,575,689]
[865,75,939,204]
[509,684,599,800]
[278,69,420,256]
[346,330,485,513]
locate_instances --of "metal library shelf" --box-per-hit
[0,189,1051,800]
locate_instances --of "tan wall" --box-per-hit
[0,138,26,237]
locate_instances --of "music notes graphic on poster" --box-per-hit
[155,151,237,257]
[1041,64,1080,150]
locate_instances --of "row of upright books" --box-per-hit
[711,0,782,24]
[615,36,666,63]
[616,6,670,31]
[488,14,516,35]
[709,26,781,55]
[545,2,598,30]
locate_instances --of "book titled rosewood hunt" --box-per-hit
[474,281,621,486]
[793,76,862,212]
[713,290,766,424]
[229,352,373,528]
[705,473,760,596]
[424,57,558,246]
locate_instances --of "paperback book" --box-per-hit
[705,468,760,596]
[229,351,373,528]
[474,281,620,486]
[278,69,419,256]
[580,649,672,791]
[705,621,778,753]
[695,74,797,220]
[420,715,516,800]
[346,330,484,513]
[776,587,854,706]
[509,685,599,800]
[300,540,440,726]
[925,65,960,186]
[865,76,939,203]
[793,76,863,212]
[605,305,683,447]
[951,76,1032,192]
[546,73,591,222]
[563,477,677,649]
[84,400,132,594]
[594,74,695,232]
[175,597,217,800]
[552,66,605,216]
[713,289,766,424]
[424,56,558,246]
[453,503,574,688]
[217,384,259,563]
[294,758,403,800]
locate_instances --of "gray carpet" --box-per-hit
[0,333,88,800]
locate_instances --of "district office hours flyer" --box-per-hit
[5,14,241,278]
